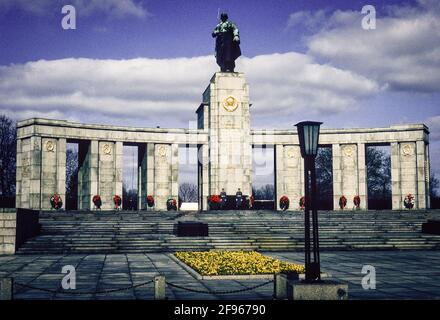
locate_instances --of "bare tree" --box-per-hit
[66,148,78,209]
[0,115,16,197]
[431,173,439,198]
[252,184,274,200]
[179,183,198,202]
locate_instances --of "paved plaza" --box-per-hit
[1,250,439,300]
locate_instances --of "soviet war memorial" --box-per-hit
[1,0,440,314]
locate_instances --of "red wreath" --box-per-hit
[167,198,177,211]
[404,194,415,209]
[208,195,221,210]
[93,195,102,209]
[299,196,305,209]
[339,195,347,210]
[113,195,122,209]
[50,193,63,210]
[354,195,361,209]
[279,196,289,211]
[147,195,155,207]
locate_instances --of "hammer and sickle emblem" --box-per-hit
[223,96,239,112]
[46,141,55,152]
[102,144,112,155]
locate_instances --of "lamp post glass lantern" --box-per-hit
[295,121,322,282]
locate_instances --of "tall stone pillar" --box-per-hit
[332,144,359,210]
[391,142,420,209]
[146,144,155,210]
[153,144,178,210]
[41,138,66,210]
[97,141,121,210]
[274,145,303,210]
[332,144,342,210]
[416,140,429,209]
[198,144,209,210]
[274,145,284,210]
[78,140,98,210]
[171,143,179,204]
[201,72,252,196]
[15,137,42,209]
[400,142,418,209]
[391,142,402,210]
[357,143,368,210]
[15,138,23,208]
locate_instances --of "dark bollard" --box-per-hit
[0,278,13,300]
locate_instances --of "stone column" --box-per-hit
[15,138,22,208]
[342,144,359,210]
[426,143,431,209]
[146,144,155,210]
[332,144,342,210]
[416,141,428,209]
[391,142,402,210]
[40,138,66,210]
[399,142,418,209]
[154,144,176,210]
[274,144,284,211]
[115,141,123,206]
[198,144,209,210]
[357,143,368,210]
[39,138,66,210]
[98,141,119,210]
[171,143,179,204]
[16,136,45,210]
[276,145,304,210]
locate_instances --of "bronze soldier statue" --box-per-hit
[212,13,241,72]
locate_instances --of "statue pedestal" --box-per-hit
[197,73,252,209]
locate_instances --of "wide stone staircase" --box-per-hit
[16,210,440,254]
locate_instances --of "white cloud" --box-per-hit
[0,53,378,127]
[0,0,148,18]
[427,116,440,142]
[287,10,328,32]
[306,0,440,93]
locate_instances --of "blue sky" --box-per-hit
[1,0,439,187]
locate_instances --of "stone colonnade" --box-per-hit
[16,73,430,211]
[253,125,430,211]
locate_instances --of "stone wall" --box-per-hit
[275,145,304,210]
[0,211,16,254]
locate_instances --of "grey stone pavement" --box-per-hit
[0,250,439,300]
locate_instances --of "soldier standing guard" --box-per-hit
[212,12,241,72]
[220,188,227,209]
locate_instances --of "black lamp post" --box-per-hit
[295,121,322,282]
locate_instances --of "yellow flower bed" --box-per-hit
[175,251,305,276]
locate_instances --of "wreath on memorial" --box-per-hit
[279,196,289,211]
[113,195,122,209]
[93,195,102,209]
[208,195,221,210]
[299,196,305,210]
[353,195,361,209]
[339,195,347,210]
[404,194,415,209]
[50,193,63,210]
[167,198,177,211]
[147,195,155,208]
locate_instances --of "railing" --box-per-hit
[1,275,278,300]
